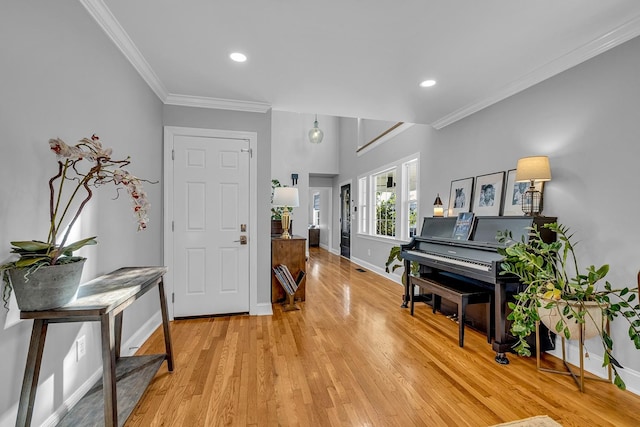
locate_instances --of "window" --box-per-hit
[312,193,320,226]
[374,169,396,237]
[357,154,419,241]
[358,177,368,234]
[405,159,418,238]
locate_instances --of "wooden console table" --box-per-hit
[16,266,174,427]
[271,236,306,303]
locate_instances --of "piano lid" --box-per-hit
[419,216,458,238]
[418,216,555,249]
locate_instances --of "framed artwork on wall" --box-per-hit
[447,177,474,217]
[473,171,505,216]
[502,169,544,216]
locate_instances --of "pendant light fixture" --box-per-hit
[308,114,324,144]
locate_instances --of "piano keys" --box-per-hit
[401,215,556,364]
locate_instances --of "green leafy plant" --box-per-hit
[385,245,419,284]
[376,192,396,236]
[498,222,640,389]
[271,179,284,220]
[1,134,152,308]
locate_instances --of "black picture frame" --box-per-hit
[502,169,545,216]
[448,177,474,217]
[473,171,505,216]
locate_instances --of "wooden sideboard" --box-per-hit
[271,236,306,303]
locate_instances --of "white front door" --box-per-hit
[169,132,250,317]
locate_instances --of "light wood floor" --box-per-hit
[127,247,640,426]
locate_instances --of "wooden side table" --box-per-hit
[271,236,306,303]
[16,266,174,427]
[308,228,320,247]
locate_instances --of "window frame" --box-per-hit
[373,167,397,238]
[403,159,419,239]
[356,153,420,242]
[357,176,368,234]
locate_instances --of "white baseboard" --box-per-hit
[41,368,103,427]
[252,302,273,316]
[349,256,403,286]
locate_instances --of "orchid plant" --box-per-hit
[1,134,152,306]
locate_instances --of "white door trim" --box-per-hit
[309,186,333,251]
[163,126,258,318]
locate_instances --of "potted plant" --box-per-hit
[1,134,152,311]
[385,245,419,283]
[497,222,640,389]
[271,179,283,221]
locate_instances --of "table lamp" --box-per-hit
[433,194,444,217]
[272,187,299,239]
[515,156,551,216]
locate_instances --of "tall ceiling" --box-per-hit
[90,0,640,127]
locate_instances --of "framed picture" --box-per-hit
[447,177,474,217]
[502,169,544,216]
[473,171,505,216]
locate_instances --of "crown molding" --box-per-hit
[431,14,640,130]
[164,94,271,113]
[79,0,169,101]
[80,0,270,114]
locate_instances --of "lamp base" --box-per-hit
[281,209,292,239]
[522,182,543,216]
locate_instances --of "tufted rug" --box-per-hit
[490,415,563,427]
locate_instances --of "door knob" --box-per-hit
[234,235,247,245]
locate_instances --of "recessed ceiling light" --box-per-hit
[419,79,436,88]
[230,52,247,63]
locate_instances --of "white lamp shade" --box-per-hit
[272,187,299,208]
[515,156,551,182]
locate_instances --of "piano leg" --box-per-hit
[492,282,510,364]
[401,259,411,308]
[495,353,509,365]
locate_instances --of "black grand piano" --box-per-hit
[400,215,556,363]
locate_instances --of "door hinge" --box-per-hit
[172,221,174,232]
[240,148,252,158]
[172,149,175,160]
[172,293,175,303]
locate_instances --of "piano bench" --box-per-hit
[410,275,492,348]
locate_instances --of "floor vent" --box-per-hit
[355,268,366,272]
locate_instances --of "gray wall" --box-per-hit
[337,35,640,390]
[430,35,640,382]
[0,1,163,425]
[163,105,273,304]
[271,111,339,241]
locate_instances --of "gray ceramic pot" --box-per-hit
[8,259,85,311]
